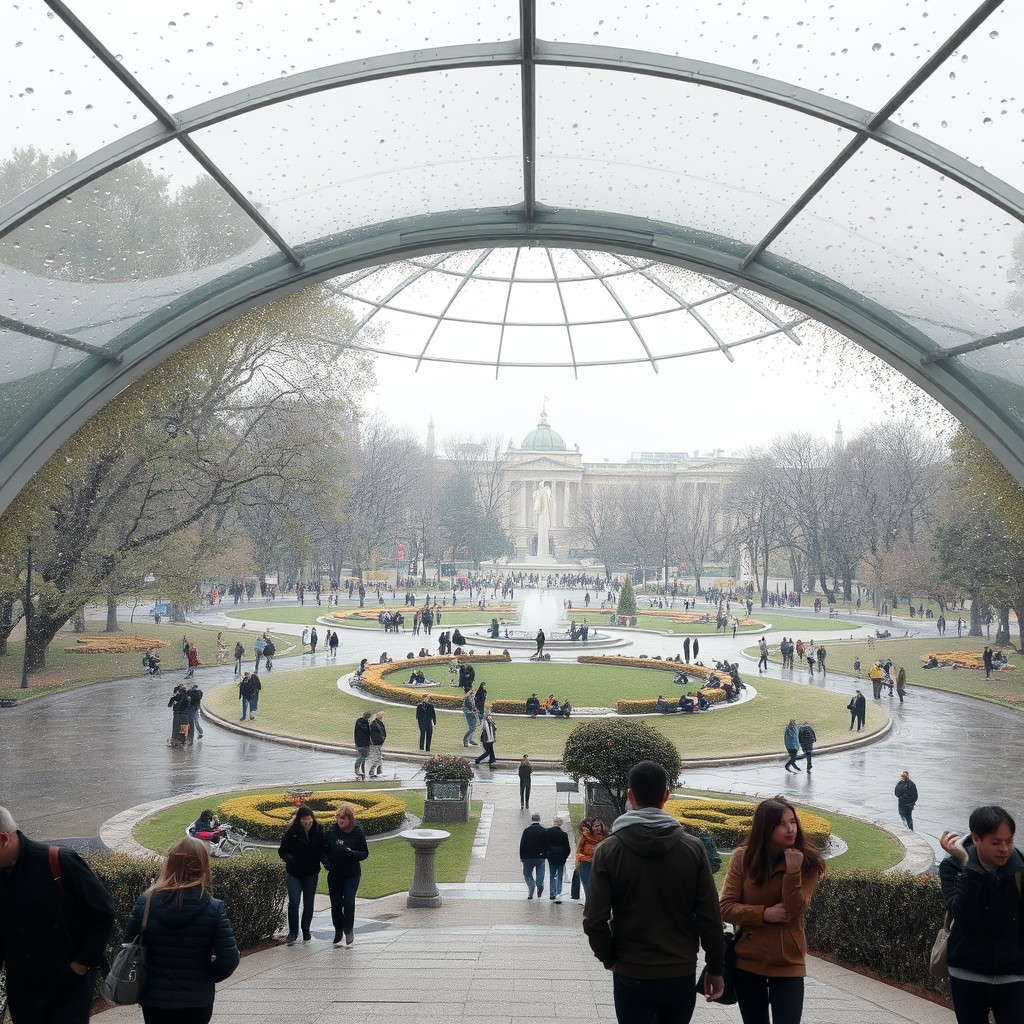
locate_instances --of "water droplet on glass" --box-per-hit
[15,41,23,48]
[24,87,35,95]
[949,71,956,80]
[990,30,999,39]
[940,120,948,128]
[961,54,968,63]
[206,41,214,47]
[236,0,244,7]
[871,42,881,52]
[168,20,176,27]
[982,117,992,125]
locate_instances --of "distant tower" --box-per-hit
[834,421,844,450]
[425,417,436,457]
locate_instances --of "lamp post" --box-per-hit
[20,532,38,689]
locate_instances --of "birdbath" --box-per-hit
[400,828,451,908]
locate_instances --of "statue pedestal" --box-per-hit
[401,828,451,908]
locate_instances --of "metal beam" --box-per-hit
[520,0,537,220]
[920,324,1024,365]
[0,315,123,363]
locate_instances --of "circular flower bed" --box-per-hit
[665,797,831,849]
[216,790,407,841]
[919,650,1015,671]
[576,655,741,713]
[64,635,168,654]
[328,604,517,624]
[361,654,513,712]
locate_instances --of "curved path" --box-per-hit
[0,593,1014,862]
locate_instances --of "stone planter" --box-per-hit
[423,779,471,824]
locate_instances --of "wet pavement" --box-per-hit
[0,592,1016,861]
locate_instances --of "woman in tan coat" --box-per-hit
[720,798,824,1024]
[574,818,608,897]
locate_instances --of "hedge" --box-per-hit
[89,851,285,980]
[806,871,947,994]
[359,654,512,710]
[217,790,407,841]
[664,798,831,850]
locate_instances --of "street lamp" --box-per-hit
[20,532,39,689]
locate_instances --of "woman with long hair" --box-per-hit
[719,798,824,1024]
[574,817,609,897]
[324,803,369,948]
[122,837,239,1024]
[279,804,324,945]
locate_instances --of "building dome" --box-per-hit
[521,408,566,451]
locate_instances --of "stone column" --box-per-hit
[401,828,451,908]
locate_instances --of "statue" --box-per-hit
[533,481,555,559]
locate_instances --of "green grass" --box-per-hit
[203,663,885,761]
[132,784,479,899]
[225,607,517,629]
[748,636,1024,711]
[0,622,296,700]
[586,612,856,635]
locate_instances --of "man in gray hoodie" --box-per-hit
[583,760,725,1024]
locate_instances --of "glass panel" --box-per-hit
[767,140,1023,350]
[2,4,153,200]
[956,345,1024,438]
[0,154,279,349]
[193,67,523,246]
[71,0,518,110]
[539,0,972,110]
[536,67,852,247]
[889,4,1024,194]
[424,320,501,364]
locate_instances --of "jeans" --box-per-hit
[734,968,803,1024]
[579,860,592,896]
[612,973,697,1024]
[241,696,258,719]
[354,745,369,777]
[949,977,1024,1023]
[548,861,565,898]
[800,744,813,769]
[285,871,319,939]
[784,748,801,770]
[463,712,478,745]
[188,705,203,738]
[899,805,914,830]
[234,657,242,675]
[523,857,545,895]
[327,871,361,938]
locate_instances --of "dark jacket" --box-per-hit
[354,716,371,747]
[415,701,437,728]
[894,779,918,809]
[0,834,115,993]
[545,826,571,866]
[519,823,548,861]
[583,811,724,979]
[123,888,239,1009]
[279,824,325,878]
[939,842,1024,977]
[323,824,369,878]
[798,725,816,749]
[369,718,386,745]
[475,687,487,716]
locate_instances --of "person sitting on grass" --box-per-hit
[558,699,572,718]
[550,699,562,717]
[543,693,556,710]
[677,693,696,713]
[695,692,711,711]
[525,693,542,717]
[407,668,426,686]
[655,695,676,714]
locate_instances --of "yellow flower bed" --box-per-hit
[920,650,1015,671]
[358,655,512,711]
[64,635,168,654]
[625,609,766,629]
[217,790,407,841]
[617,689,727,715]
[329,604,517,624]
[575,656,738,715]
[665,797,831,849]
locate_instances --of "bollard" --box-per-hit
[401,828,451,908]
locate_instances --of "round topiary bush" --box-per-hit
[665,798,831,849]
[217,790,407,841]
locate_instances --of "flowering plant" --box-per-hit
[422,754,474,782]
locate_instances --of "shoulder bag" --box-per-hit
[695,928,738,1005]
[104,891,152,1005]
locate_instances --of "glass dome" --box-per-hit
[1,0,1023,512]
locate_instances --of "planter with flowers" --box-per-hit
[422,754,474,823]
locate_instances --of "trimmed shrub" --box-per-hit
[423,754,475,781]
[806,871,946,994]
[664,798,830,849]
[617,578,638,617]
[358,655,511,710]
[217,790,407,841]
[616,689,728,714]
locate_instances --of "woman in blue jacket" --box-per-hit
[279,804,324,945]
[123,836,239,1024]
[323,803,369,948]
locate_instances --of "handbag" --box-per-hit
[695,928,738,1005]
[570,867,581,900]
[104,892,152,1005]
[929,911,953,981]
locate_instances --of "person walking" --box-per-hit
[783,719,802,773]
[0,806,115,1024]
[329,630,339,657]
[797,721,816,772]
[353,710,372,780]
[184,643,200,679]
[168,683,191,745]
[939,805,1024,1023]
[847,689,865,731]
[693,638,700,661]
[368,711,387,778]
[519,754,533,809]
[278,804,324,945]
[122,836,240,1024]
[534,628,546,659]
[894,771,918,830]
[720,798,825,1024]
[324,804,369,947]
[474,712,497,767]
[233,640,244,675]
[238,671,260,721]
[262,636,276,671]
[187,683,204,741]
[415,695,436,751]
[574,818,609,898]
[253,633,266,671]
[983,646,994,678]
[684,636,691,663]
[895,666,907,703]
[310,626,318,653]
[546,816,572,904]
[758,637,769,673]
[462,688,479,747]
[816,644,826,673]
[520,813,548,899]
[583,761,726,1023]
[474,682,487,720]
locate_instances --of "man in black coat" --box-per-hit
[415,696,436,751]
[0,806,115,1024]
[519,813,549,899]
[545,817,572,903]
[847,689,866,731]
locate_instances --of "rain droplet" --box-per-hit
[168,20,176,27]
[940,120,948,128]
[24,87,34,94]
[949,71,956,80]
[871,42,881,52]
[236,1,244,7]
[15,41,23,48]
[982,117,992,125]
[990,30,999,39]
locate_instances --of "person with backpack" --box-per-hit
[262,636,276,671]
[238,672,261,721]
[353,710,372,780]
[368,711,387,777]
[798,721,816,772]
[253,633,267,671]
[233,640,244,675]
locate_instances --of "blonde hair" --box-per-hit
[151,837,212,901]
[336,802,358,826]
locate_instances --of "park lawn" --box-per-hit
[748,636,1024,711]
[587,612,855,636]
[203,664,884,762]
[0,622,296,699]
[132,785,478,899]
[226,607,518,630]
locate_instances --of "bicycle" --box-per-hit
[214,826,260,857]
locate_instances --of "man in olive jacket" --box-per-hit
[0,805,116,1023]
[583,761,725,1023]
